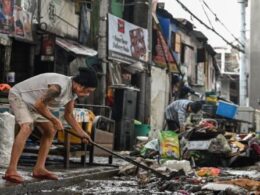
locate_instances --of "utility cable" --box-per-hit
[202,0,244,48]
[175,0,244,53]
[199,0,214,30]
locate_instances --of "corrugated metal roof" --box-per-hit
[56,37,97,56]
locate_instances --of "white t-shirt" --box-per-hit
[11,73,77,109]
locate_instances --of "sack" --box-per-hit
[0,112,15,167]
[159,131,180,159]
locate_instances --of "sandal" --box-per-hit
[32,173,58,180]
[2,174,24,184]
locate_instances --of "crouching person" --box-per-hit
[3,67,97,183]
[165,100,202,132]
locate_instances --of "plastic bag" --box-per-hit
[0,112,15,167]
[196,167,221,177]
[140,139,159,158]
[159,131,180,159]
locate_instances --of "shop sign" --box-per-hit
[108,13,148,64]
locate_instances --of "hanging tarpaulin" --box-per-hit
[13,6,32,40]
[0,0,14,34]
[153,29,178,73]
[108,13,149,64]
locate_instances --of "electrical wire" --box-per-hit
[174,0,245,53]
[202,0,244,48]
[199,0,214,30]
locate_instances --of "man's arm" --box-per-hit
[64,100,91,141]
[34,84,63,130]
[178,110,186,126]
[178,108,187,132]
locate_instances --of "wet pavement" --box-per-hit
[30,177,165,195]
[0,156,259,195]
[0,156,123,195]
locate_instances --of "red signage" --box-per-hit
[118,19,125,33]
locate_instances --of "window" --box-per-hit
[171,32,181,53]
[197,48,205,63]
[180,43,185,63]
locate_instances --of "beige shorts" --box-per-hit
[8,92,49,125]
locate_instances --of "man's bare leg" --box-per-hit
[33,122,57,178]
[5,123,33,178]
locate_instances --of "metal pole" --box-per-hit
[238,0,248,106]
[145,0,153,123]
[133,0,149,122]
[97,0,108,105]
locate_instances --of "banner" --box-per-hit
[0,0,14,34]
[14,6,32,40]
[108,13,148,64]
[153,30,178,73]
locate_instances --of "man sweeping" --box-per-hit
[165,100,202,132]
[3,67,97,183]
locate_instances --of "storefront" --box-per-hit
[0,0,35,84]
[107,13,150,149]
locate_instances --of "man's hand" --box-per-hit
[51,118,64,131]
[80,131,92,144]
[180,125,185,132]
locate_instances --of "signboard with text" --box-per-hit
[108,13,148,64]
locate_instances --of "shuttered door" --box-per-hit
[10,40,31,83]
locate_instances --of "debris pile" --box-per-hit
[118,117,260,194]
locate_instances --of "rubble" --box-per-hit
[115,116,260,194]
[219,178,260,191]
[201,183,248,194]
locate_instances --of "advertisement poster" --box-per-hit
[14,6,32,40]
[153,30,178,73]
[0,0,14,34]
[108,13,148,64]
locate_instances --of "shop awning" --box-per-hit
[56,37,97,56]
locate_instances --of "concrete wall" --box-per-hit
[250,0,260,109]
[40,0,79,38]
[150,66,170,138]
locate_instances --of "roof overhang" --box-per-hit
[56,37,97,56]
